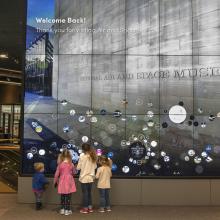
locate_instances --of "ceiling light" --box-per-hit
[0,53,8,59]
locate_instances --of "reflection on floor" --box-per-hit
[0,181,16,193]
[1,194,220,220]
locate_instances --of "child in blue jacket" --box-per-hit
[32,162,49,210]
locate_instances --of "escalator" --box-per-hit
[0,104,21,191]
[0,149,20,191]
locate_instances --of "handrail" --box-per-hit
[0,81,22,85]
[0,68,22,74]
[6,150,20,160]
[0,146,20,150]
[0,139,20,142]
[0,152,19,163]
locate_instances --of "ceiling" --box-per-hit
[0,0,25,71]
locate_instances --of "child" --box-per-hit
[96,156,112,212]
[54,149,76,216]
[77,143,97,214]
[32,162,49,210]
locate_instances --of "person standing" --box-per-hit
[32,162,49,210]
[77,143,97,214]
[54,149,77,216]
[96,156,112,212]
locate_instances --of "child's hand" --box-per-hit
[54,183,58,188]
[43,183,49,190]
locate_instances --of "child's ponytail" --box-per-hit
[60,149,72,163]
[82,143,97,163]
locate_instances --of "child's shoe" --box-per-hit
[106,207,112,212]
[88,208,94,213]
[64,210,72,216]
[80,208,89,214]
[68,210,73,215]
[98,208,105,213]
[36,202,42,210]
[59,209,65,215]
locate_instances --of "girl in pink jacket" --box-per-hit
[54,149,76,216]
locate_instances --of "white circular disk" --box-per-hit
[82,136,89,143]
[39,149,46,156]
[169,105,187,124]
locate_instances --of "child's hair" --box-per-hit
[60,149,72,163]
[34,162,44,172]
[82,143,97,163]
[98,156,111,167]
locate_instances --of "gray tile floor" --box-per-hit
[1,194,220,220]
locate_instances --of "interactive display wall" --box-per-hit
[22,0,220,177]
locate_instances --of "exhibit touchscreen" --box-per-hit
[22,0,220,177]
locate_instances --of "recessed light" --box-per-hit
[0,53,8,59]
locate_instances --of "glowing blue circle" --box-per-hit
[69,150,79,163]
[111,164,117,172]
[205,144,212,152]
[107,152,114,159]
[27,152,33,160]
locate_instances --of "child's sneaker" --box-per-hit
[106,208,112,212]
[36,202,42,210]
[80,208,89,214]
[98,208,105,213]
[59,209,65,215]
[88,208,94,213]
[64,210,72,216]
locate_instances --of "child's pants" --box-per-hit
[34,192,43,203]
[99,189,110,209]
[81,183,93,208]
[61,194,71,210]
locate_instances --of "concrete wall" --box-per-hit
[52,0,220,113]
[18,177,220,205]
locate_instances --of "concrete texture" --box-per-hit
[52,0,220,115]
[17,177,220,206]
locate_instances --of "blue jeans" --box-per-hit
[81,183,93,208]
[99,189,110,209]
